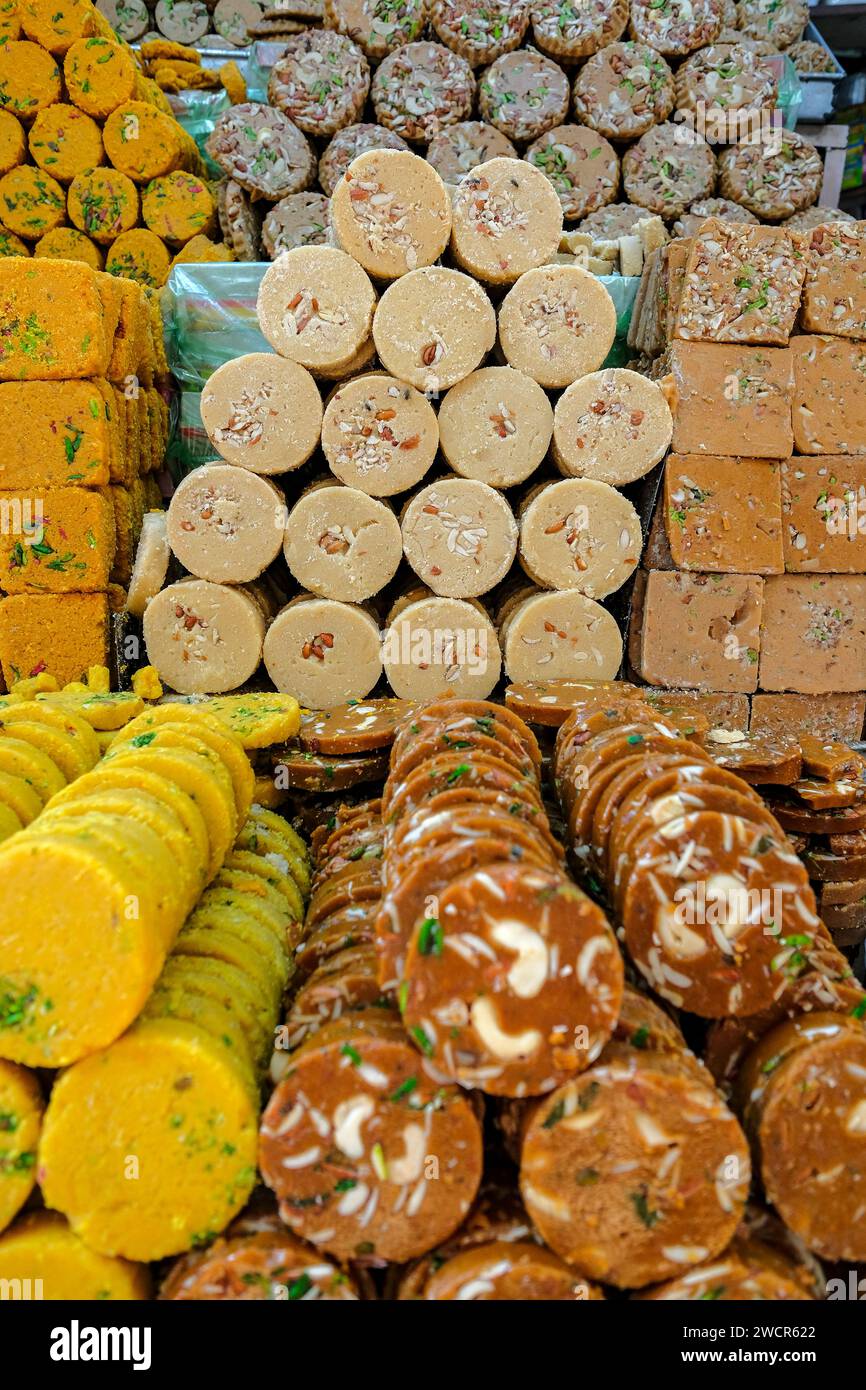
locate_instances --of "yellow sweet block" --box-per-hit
[85,664,110,694]
[131,665,162,700]
[0,799,22,840]
[0,260,110,381]
[0,486,115,595]
[0,381,111,489]
[0,1059,42,1234]
[0,698,101,770]
[224,846,305,923]
[142,985,254,1086]
[39,1017,259,1260]
[0,1211,151,1298]
[0,733,68,803]
[0,592,110,688]
[0,766,44,826]
[156,955,271,1066]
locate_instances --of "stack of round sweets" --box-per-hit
[551,687,835,1021]
[259,794,487,1266]
[0,1,223,283]
[0,704,251,1068]
[0,1059,43,1234]
[505,986,752,1289]
[0,696,101,844]
[37,804,310,1263]
[0,1210,151,1299]
[376,697,625,1097]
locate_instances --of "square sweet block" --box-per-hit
[781,456,866,572]
[0,488,115,595]
[759,575,866,693]
[639,570,764,692]
[0,381,112,489]
[669,342,794,459]
[0,260,111,381]
[0,592,110,687]
[643,687,751,732]
[664,454,783,574]
[751,692,866,742]
[791,336,866,455]
[674,219,807,346]
[800,222,866,339]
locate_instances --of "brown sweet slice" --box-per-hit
[799,733,861,782]
[391,697,541,770]
[389,725,534,786]
[272,748,389,793]
[298,699,414,755]
[787,771,866,809]
[803,845,866,882]
[384,749,545,828]
[564,723,706,822]
[281,945,385,1051]
[772,799,866,836]
[293,906,378,979]
[505,679,638,727]
[591,753,719,873]
[703,729,802,784]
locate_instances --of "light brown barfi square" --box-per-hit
[759,575,866,693]
[781,456,866,572]
[800,222,866,339]
[674,220,807,346]
[669,341,794,459]
[751,692,866,742]
[639,570,764,692]
[665,454,784,574]
[791,335,866,454]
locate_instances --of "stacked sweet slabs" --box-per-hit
[269,697,414,797]
[629,217,866,703]
[0,258,169,687]
[553,684,866,1269]
[36,800,310,1261]
[0,0,221,283]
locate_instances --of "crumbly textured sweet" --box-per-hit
[674,42,778,115]
[167,464,285,586]
[790,335,866,455]
[787,38,838,73]
[530,0,628,60]
[438,366,553,487]
[0,258,111,379]
[525,125,619,223]
[638,570,764,691]
[331,147,451,279]
[402,477,518,597]
[0,591,109,686]
[217,178,263,262]
[0,1212,150,1298]
[479,49,569,143]
[0,165,64,239]
[501,587,623,682]
[373,265,496,391]
[751,692,865,742]
[624,124,715,222]
[0,40,62,122]
[673,196,759,238]
[737,0,808,49]
[143,579,267,694]
[630,0,723,54]
[321,372,438,495]
[261,191,329,259]
[0,1059,42,1234]
[64,36,136,118]
[317,122,408,196]
[665,454,784,574]
[519,477,641,598]
[263,596,383,707]
[268,29,370,139]
[103,102,186,183]
[28,104,103,182]
[785,205,855,231]
[382,591,501,699]
[800,222,866,339]
[780,457,866,573]
[104,227,171,286]
[202,353,322,477]
[667,340,794,459]
[68,167,139,243]
[498,263,617,391]
[0,486,114,594]
[284,484,401,602]
[572,42,675,141]
[323,0,425,61]
[0,380,111,487]
[141,170,215,244]
[371,41,476,143]
[553,367,672,484]
[430,0,530,66]
[674,218,807,345]
[256,245,376,374]
[426,120,516,185]
[759,576,866,693]
[450,157,562,284]
[718,130,823,221]
[0,110,25,178]
[206,103,315,201]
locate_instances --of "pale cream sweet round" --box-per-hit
[449,157,563,285]
[330,147,451,280]
[382,593,501,700]
[437,365,553,487]
[166,463,285,585]
[501,588,622,682]
[401,477,518,598]
[519,477,641,599]
[498,264,617,390]
[256,245,376,373]
[263,597,383,708]
[200,352,323,475]
[373,266,496,392]
[125,512,168,620]
[321,372,438,496]
[553,368,672,484]
[283,484,402,602]
[144,579,267,695]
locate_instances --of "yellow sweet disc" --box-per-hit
[0,719,93,783]
[234,820,311,900]
[180,903,290,997]
[157,955,271,1065]
[39,1017,259,1261]
[9,673,58,697]
[0,1059,42,1234]
[224,848,305,923]
[0,1211,151,1299]
[110,704,253,820]
[36,690,146,731]
[171,920,285,1013]
[202,694,301,750]
[97,746,235,880]
[0,767,44,827]
[247,806,309,867]
[142,985,255,1087]
[0,736,66,804]
[0,830,166,1066]
[0,700,100,771]
[0,800,22,843]
[44,763,210,884]
[204,880,290,952]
